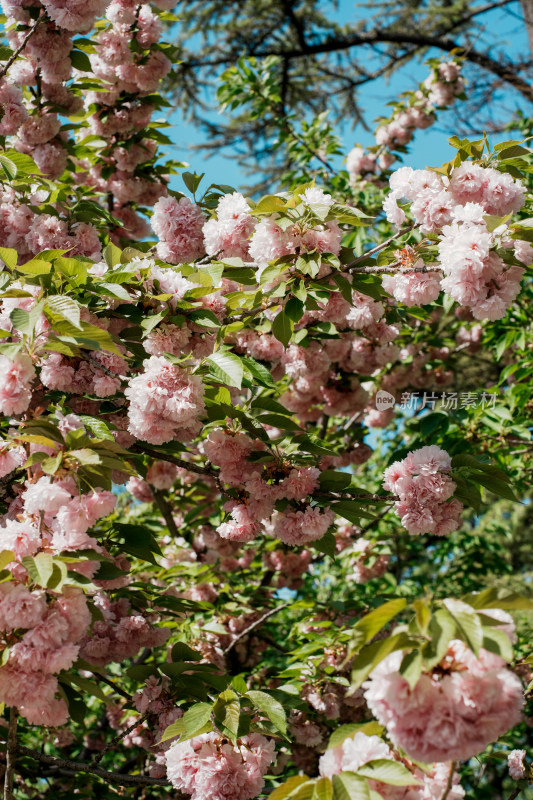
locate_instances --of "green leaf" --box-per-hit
[319,470,352,491]
[55,257,88,285]
[160,718,186,743]
[0,247,17,269]
[272,310,294,347]
[328,722,384,749]
[351,632,415,689]
[0,154,17,180]
[79,416,114,441]
[254,195,287,214]
[70,48,92,72]
[442,598,483,654]
[171,642,202,662]
[2,150,40,176]
[188,309,221,328]
[213,690,240,738]
[422,608,456,670]
[399,650,423,689]
[471,472,519,502]
[246,689,287,734]
[313,531,336,558]
[352,598,408,648]
[46,296,82,329]
[242,357,276,388]
[269,777,314,800]
[21,552,54,587]
[183,702,213,734]
[285,297,304,323]
[332,772,370,800]
[356,760,419,787]
[313,777,333,800]
[0,550,15,570]
[206,350,244,389]
[481,626,513,662]
[16,258,51,276]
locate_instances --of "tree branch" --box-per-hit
[17,746,177,789]
[0,12,46,81]
[3,708,18,800]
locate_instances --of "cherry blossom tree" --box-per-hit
[0,2,530,800]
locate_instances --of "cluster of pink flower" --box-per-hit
[508,749,527,780]
[0,0,175,255]
[1,473,116,557]
[347,537,390,583]
[0,586,91,726]
[80,0,173,240]
[347,61,464,181]
[364,614,524,762]
[204,428,334,545]
[320,731,465,799]
[383,162,529,319]
[108,676,184,777]
[150,187,342,267]
[0,186,102,263]
[79,594,169,665]
[383,445,463,536]
[125,355,206,444]
[165,732,276,800]
[263,548,312,589]
[2,0,86,178]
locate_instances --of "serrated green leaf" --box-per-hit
[332,772,370,800]
[356,760,419,787]
[272,310,293,347]
[206,350,244,388]
[246,689,287,734]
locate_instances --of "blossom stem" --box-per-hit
[3,707,18,800]
[0,12,47,81]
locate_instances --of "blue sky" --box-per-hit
[164,0,529,193]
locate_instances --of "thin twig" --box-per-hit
[3,707,18,800]
[0,12,46,81]
[346,223,417,268]
[223,603,291,655]
[442,761,456,800]
[91,672,132,702]
[93,713,149,765]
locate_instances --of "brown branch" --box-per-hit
[3,708,17,800]
[0,12,46,81]
[17,746,176,789]
[249,30,533,103]
[223,603,291,655]
[133,445,212,477]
